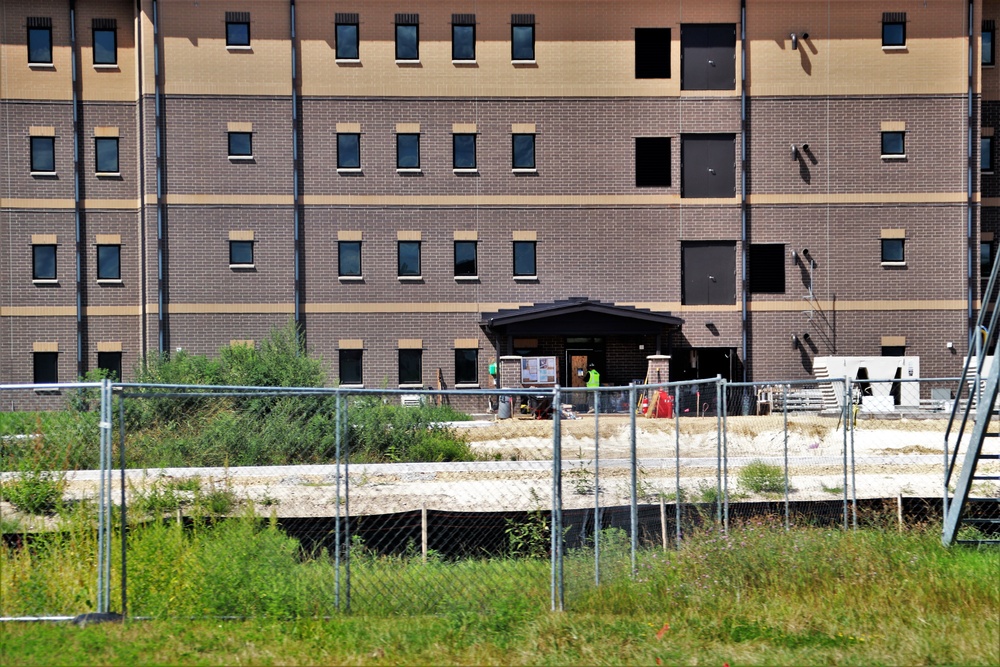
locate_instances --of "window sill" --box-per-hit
[337,167,363,173]
[512,168,537,173]
[513,275,538,281]
[93,63,119,70]
[28,62,55,68]
[229,264,255,270]
[452,59,478,65]
[228,155,255,161]
[30,171,57,177]
[398,383,424,389]
[398,275,423,281]
[985,64,996,68]
[455,275,479,281]
[338,275,364,282]
[340,383,364,389]
[34,387,61,394]
[881,154,907,160]
[226,45,253,51]
[455,383,480,389]
[96,172,121,178]
[983,171,995,175]
[453,168,478,174]
[32,279,59,285]
[882,45,907,51]
[881,261,907,267]
[335,58,361,64]
[97,279,123,284]
[397,168,422,173]
[512,59,537,65]
[395,59,421,65]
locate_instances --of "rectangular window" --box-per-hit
[682,241,736,305]
[339,349,363,385]
[635,28,671,79]
[97,351,122,381]
[395,14,419,61]
[399,349,422,385]
[97,245,121,280]
[228,132,252,157]
[397,133,420,169]
[229,240,253,266]
[398,241,421,277]
[33,245,57,281]
[982,240,993,278]
[31,136,55,173]
[511,15,535,61]
[337,133,361,169]
[28,18,52,64]
[982,136,994,172]
[455,349,478,385]
[34,352,58,384]
[635,137,671,187]
[881,131,905,156]
[226,12,251,47]
[881,238,905,263]
[985,21,996,66]
[93,19,117,65]
[748,244,786,294]
[454,241,477,277]
[513,241,537,277]
[882,12,906,47]
[338,241,362,277]
[95,137,119,174]
[453,134,477,169]
[512,134,536,170]
[452,14,476,61]
[881,345,906,357]
[335,13,359,60]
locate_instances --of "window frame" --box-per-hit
[339,349,363,385]
[30,136,55,173]
[337,133,361,170]
[33,351,58,385]
[511,19,535,62]
[985,24,996,66]
[95,137,119,174]
[97,244,122,281]
[398,349,423,386]
[453,133,477,171]
[512,133,536,171]
[395,20,419,61]
[33,244,57,281]
[228,132,253,159]
[982,240,994,278]
[882,18,906,47]
[398,241,421,278]
[452,23,476,61]
[635,137,672,187]
[513,240,537,278]
[634,27,671,79]
[93,27,117,65]
[396,133,420,170]
[338,240,362,278]
[454,241,478,278]
[229,240,254,267]
[747,243,786,294]
[97,351,122,381]
[28,26,53,64]
[982,136,994,173]
[455,349,479,385]
[226,20,251,47]
[881,238,905,264]
[881,131,905,158]
[335,20,359,60]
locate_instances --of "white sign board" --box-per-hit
[521,356,557,385]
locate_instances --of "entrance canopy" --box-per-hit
[481,299,684,337]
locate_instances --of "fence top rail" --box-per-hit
[1,382,102,391]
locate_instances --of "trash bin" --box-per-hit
[498,391,512,419]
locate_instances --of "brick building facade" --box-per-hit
[1,0,998,406]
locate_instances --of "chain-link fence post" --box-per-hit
[629,383,638,578]
[783,383,790,530]
[593,386,600,587]
[334,391,343,613]
[842,377,850,530]
[118,387,127,617]
[721,377,729,534]
[552,385,564,612]
[674,383,682,546]
[849,378,858,530]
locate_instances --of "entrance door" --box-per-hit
[566,349,604,410]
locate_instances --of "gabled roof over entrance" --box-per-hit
[481,299,684,336]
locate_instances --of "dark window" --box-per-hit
[682,241,736,305]
[681,24,736,90]
[882,13,906,47]
[455,349,478,384]
[985,21,996,66]
[97,352,122,381]
[511,14,535,60]
[93,19,117,65]
[339,349,363,385]
[31,136,55,172]
[881,238,905,263]
[226,13,250,47]
[34,352,58,384]
[95,137,119,173]
[748,244,786,293]
[339,241,361,276]
[635,28,671,78]
[512,134,535,169]
[399,349,422,385]
[337,133,360,169]
[228,132,252,157]
[982,136,994,172]
[981,240,993,278]
[97,245,121,280]
[33,245,57,280]
[28,19,52,64]
[453,134,477,169]
[335,14,359,59]
[395,14,419,60]
[454,241,477,277]
[397,133,420,169]
[881,346,906,357]
[230,240,253,266]
[635,137,671,187]
[681,134,735,198]
[398,241,421,276]
[513,241,536,276]
[452,14,476,60]
[881,131,905,156]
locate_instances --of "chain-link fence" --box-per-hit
[2,376,991,620]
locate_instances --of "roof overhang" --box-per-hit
[481,299,684,337]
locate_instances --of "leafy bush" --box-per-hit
[346,395,474,463]
[0,468,64,515]
[738,460,786,494]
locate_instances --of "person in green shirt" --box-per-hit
[586,363,600,412]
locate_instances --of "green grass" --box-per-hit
[1,514,997,665]
[738,460,786,494]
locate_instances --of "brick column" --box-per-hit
[646,355,671,384]
[498,356,523,389]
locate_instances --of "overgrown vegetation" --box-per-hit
[738,459,786,494]
[0,431,67,515]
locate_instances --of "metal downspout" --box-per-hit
[135,0,148,362]
[740,0,748,382]
[968,0,975,342]
[152,0,165,353]
[70,0,83,377]
[291,0,301,327]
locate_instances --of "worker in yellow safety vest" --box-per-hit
[586,363,600,412]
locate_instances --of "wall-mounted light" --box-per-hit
[791,144,799,160]
[792,333,800,348]
[791,32,810,50]
[802,332,811,341]
[802,143,810,152]
[802,248,811,258]
[705,321,715,328]
[946,341,954,349]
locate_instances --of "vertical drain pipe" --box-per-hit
[152,0,165,353]
[134,0,148,362]
[70,0,84,377]
[967,0,975,343]
[740,0,748,382]
[290,0,301,328]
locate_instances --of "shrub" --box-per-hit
[0,468,64,515]
[346,395,475,463]
[738,460,786,494]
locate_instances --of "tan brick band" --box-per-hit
[229,339,255,347]
[452,123,477,133]
[94,126,119,137]
[336,123,361,133]
[397,230,422,241]
[396,123,420,133]
[512,231,537,241]
[880,228,906,239]
[338,339,364,349]
[398,339,423,349]
[33,342,58,352]
[454,338,480,348]
[453,230,478,240]
[881,121,906,131]
[29,126,56,136]
[227,122,253,132]
[95,234,121,244]
[338,231,363,241]
[882,336,907,346]
[97,341,123,352]
[229,230,255,241]
[31,234,58,244]
[511,123,536,133]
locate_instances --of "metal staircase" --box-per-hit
[942,259,1000,546]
